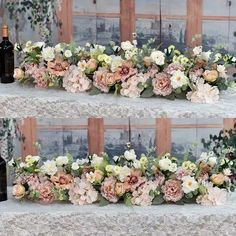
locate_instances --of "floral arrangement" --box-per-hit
[9,147,236,206]
[13,39,236,104]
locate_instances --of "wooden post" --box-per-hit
[58,0,73,43]
[186,0,203,47]
[223,118,236,131]
[156,118,172,155]
[88,118,104,155]
[20,118,38,156]
[120,0,135,41]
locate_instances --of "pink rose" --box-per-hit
[152,73,173,96]
[161,179,184,202]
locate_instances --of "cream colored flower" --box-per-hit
[41,160,58,176]
[12,184,26,199]
[182,176,199,194]
[211,173,225,186]
[121,41,134,51]
[124,149,137,161]
[72,162,79,171]
[64,50,72,58]
[193,46,202,56]
[42,46,55,62]
[150,50,165,66]
[56,156,69,166]
[91,154,103,168]
[170,70,189,89]
[13,68,25,81]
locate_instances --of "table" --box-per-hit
[1,83,236,118]
[1,190,236,236]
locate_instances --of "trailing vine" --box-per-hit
[6,0,62,43]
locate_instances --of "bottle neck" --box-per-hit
[2,36,9,41]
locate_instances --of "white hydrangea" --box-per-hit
[121,41,134,51]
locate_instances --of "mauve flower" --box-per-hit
[69,178,98,205]
[15,173,40,191]
[124,170,146,192]
[93,68,110,93]
[50,171,74,190]
[161,179,184,202]
[33,67,48,88]
[131,181,158,206]
[155,171,165,186]
[152,72,173,96]
[115,61,137,81]
[187,79,219,104]
[47,58,69,77]
[120,73,148,98]
[175,167,193,181]
[38,181,55,204]
[164,63,184,75]
[100,177,119,203]
[189,68,204,82]
[63,65,91,93]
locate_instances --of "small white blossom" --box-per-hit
[121,41,134,51]
[170,70,189,89]
[124,149,137,161]
[42,46,55,62]
[223,168,232,176]
[64,50,72,58]
[72,162,79,171]
[56,156,69,166]
[193,46,202,56]
[150,50,165,66]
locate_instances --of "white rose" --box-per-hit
[55,43,63,53]
[159,158,172,171]
[72,162,79,170]
[208,156,217,166]
[169,163,177,172]
[76,158,89,165]
[64,50,72,58]
[34,41,45,48]
[42,46,55,62]
[223,168,232,176]
[182,176,199,194]
[200,50,212,61]
[193,46,202,56]
[41,160,58,176]
[217,65,226,73]
[124,149,137,161]
[8,158,15,167]
[118,166,131,182]
[150,50,165,66]
[133,160,141,169]
[121,41,134,51]
[91,154,103,167]
[19,162,27,168]
[56,156,69,166]
[113,165,121,175]
[170,70,189,89]
[113,155,120,162]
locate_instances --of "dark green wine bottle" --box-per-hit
[0,155,7,201]
[0,24,14,83]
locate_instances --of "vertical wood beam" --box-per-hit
[20,118,38,156]
[120,0,135,41]
[58,0,73,43]
[186,0,203,47]
[88,118,104,155]
[223,118,236,131]
[156,118,172,155]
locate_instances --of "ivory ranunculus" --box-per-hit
[211,173,225,186]
[13,68,25,81]
[12,184,26,199]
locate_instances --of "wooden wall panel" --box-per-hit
[156,118,172,155]
[186,0,203,46]
[120,0,135,41]
[88,118,104,155]
[20,118,38,156]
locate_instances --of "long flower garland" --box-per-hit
[9,147,236,206]
[14,39,236,104]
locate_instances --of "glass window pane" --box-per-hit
[96,17,120,45]
[96,0,120,13]
[135,0,159,14]
[203,0,236,17]
[73,0,96,13]
[136,19,186,50]
[202,20,236,55]
[73,16,97,46]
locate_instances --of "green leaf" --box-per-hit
[98,195,110,207]
[152,195,164,205]
[89,86,102,95]
[141,86,154,98]
[124,193,132,206]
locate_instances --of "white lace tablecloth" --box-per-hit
[1,83,236,118]
[0,190,236,236]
